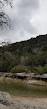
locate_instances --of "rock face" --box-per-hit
[0,91,47,109]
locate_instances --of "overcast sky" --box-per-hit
[0,0,47,43]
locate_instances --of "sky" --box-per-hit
[0,0,47,43]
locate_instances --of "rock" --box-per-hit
[0,91,16,109]
[0,91,20,109]
[0,91,12,105]
[0,104,10,109]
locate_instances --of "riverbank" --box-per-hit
[0,77,47,98]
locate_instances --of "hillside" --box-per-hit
[0,34,47,74]
[2,34,47,54]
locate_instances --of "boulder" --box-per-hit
[0,91,12,105]
[0,104,10,109]
[0,91,16,109]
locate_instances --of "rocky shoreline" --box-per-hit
[0,72,47,82]
[0,91,47,109]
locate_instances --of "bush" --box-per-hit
[33,65,47,74]
[33,65,44,74]
[11,65,29,73]
[43,64,47,73]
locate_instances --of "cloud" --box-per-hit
[14,0,39,33]
[0,0,47,43]
[11,0,39,42]
[0,0,39,42]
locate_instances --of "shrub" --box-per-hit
[11,65,29,73]
[33,65,44,74]
[33,64,47,74]
[43,64,47,73]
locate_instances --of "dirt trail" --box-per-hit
[12,96,47,109]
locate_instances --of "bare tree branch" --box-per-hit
[0,0,12,28]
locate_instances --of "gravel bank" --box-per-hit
[0,91,47,109]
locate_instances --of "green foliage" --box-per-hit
[0,59,10,72]
[0,35,47,73]
[11,65,29,73]
[26,52,47,66]
[43,64,47,73]
[33,65,44,74]
[33,65,47,74]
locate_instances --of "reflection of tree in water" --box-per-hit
[0,0,12,28]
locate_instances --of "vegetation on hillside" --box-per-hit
[0,34,47,74]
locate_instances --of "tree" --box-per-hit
[0,0,12,28]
